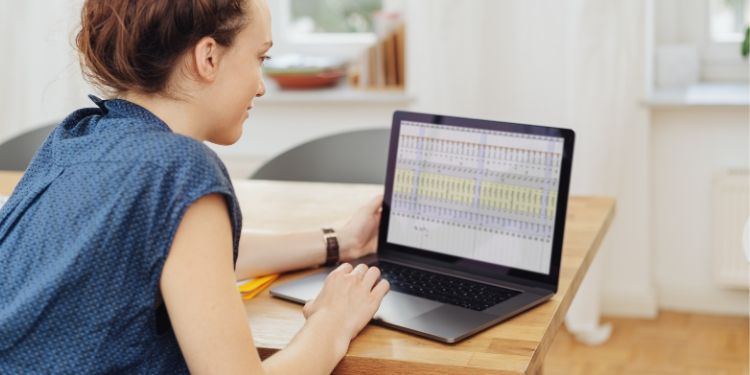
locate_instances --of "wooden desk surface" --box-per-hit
[0,171,21,196]
[0,171,615,374]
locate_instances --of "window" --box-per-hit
[703,0,750,81]
[269,0,393,60]
[709,0,750,42]
[289,0,382,34]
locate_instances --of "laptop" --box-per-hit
[270,111,575,343]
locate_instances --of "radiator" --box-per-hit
[713,169,750,289]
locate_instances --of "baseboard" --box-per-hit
[657,284,749,316]
[601,287,659,318]
[602,285,749,317]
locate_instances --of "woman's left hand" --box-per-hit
[337,195,383,261]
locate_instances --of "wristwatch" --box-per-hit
[322,228,340,266]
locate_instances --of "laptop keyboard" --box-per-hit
[376,262,521,311]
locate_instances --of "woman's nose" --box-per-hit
[256,78,266,97]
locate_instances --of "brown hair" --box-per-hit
[76,0,249,95]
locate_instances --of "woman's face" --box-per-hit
[204,0,272,145]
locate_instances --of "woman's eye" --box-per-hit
[260,55,272,66]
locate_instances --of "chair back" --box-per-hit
[250,128,390,184]
[0,124,57,171]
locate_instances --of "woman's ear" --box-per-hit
[191,36,223,82]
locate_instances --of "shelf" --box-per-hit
[257,79,414,105]
[645,83,749,107]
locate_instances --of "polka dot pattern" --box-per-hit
[0,96,242,373]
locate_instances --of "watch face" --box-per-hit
[323,229,340,266]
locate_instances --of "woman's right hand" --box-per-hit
[302,263,389,353]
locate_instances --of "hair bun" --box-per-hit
[76,0,248,95]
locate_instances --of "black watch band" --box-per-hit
[322,228,339,267]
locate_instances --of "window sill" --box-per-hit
[645,83,749,108]
[257,79,414,105]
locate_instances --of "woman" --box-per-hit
[0,0,389,373]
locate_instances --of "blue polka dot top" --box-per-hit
[0,96,243,373]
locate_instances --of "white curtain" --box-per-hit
[564,0,656,321]
[0,0,91,144]
[405,0,655,340]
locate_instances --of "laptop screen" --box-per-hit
[385,119,565,275]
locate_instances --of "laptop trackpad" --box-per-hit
[374,291,442,322]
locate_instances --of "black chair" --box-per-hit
[0,124,57,171]
[250,128,390,184]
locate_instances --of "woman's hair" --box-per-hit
[76,0,249,95]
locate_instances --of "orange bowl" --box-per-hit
[267,70,345,89]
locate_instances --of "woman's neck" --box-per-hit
[121,91,208,142]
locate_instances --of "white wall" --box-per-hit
[0,1,90,142]
[648,0,750,316]
[652,106,749,315]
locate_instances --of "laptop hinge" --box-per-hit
[378,255,555,295]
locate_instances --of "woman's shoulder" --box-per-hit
[125,131,224,171]
[39,98,234,194]
[104,133,234,202]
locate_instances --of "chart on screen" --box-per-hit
[387,120,565,274]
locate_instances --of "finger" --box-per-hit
[350,263,368,279]
[365,194,383,212]
[329,263,353,277]
[361,266,381,289]
[327,263,352,281]
[370,278,390,301]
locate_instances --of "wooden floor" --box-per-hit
[544,311,749,375]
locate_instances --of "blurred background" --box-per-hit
[0,0,748,373]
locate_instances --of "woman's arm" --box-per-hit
[161,194,388,374]
[234,195,382,279]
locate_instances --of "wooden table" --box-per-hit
[0,171,615,374]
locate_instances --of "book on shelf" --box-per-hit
[349,18,405,91]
